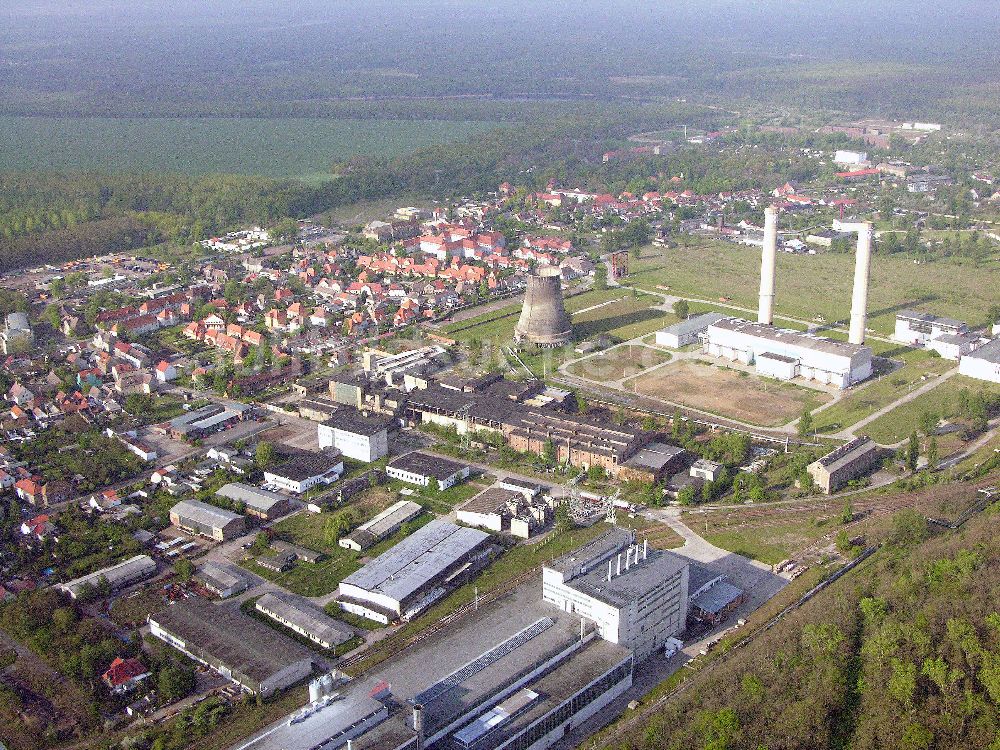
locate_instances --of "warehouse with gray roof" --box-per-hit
[338,519,493,623]
[215,482,289,519]
[807,437,881,493]
[148,598,314,696]
[169,499,246,541]
[58,555,157,600]
[339,499,423,551]
[255,592,354,649]
[196,560,253,598]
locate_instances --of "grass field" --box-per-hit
[565,344,671,382]
[0,116,498,177]
[812,350,956,433]
[862,375,1000,444]
[628,241,1000,334]
[626,360,831,427]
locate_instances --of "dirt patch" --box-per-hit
[628,360,829,427]
[566,345,671,382]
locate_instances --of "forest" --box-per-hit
[607,507,1000,750]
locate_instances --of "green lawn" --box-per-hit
[862,375,1000,444]
[566,345,672,382]
[813,350,956,433]
[0,116,499,177]
[628,240,1000,334]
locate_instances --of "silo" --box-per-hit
[514,267,572,347]
[309,678,323,703]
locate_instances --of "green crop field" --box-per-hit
[0,116,499,177]
[628,241,1000,335]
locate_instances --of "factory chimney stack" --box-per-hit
[758,206,778,325]
[849,221,874,345]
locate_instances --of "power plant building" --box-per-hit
[514,267,572,347]
[703,318,873,388]
[958,338,1000,384]
[654,312,726,348]
[541,528,689,660]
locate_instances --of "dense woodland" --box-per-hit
[613,508,1000,750]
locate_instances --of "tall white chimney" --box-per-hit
[758,206,778,325]
[849,221,873,345]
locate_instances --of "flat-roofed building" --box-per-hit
[196,560,253,598]
[959,338,1000,384]
[339,499,423,551]
[542,528,689,660]
[263,452,344,494]
[338,519,492,623]
[386,451,470,490]
[215,482,289,520]
[255,592,354,649]
[169,499,246,541]
[893,310,969,346]
[704,317,873,388]
[317,409,392,463]
[167,402,251,439]
[148,598,314,696]
[654,312,726,348]
[928,332,981,361]
[807,437,881,493]
[58,555,157,599]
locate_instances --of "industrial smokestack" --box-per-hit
[758,206,778,325]
[514,267,573,347]
[413,704,424,750]
[849,222,873,345]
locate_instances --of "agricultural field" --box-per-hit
[565,344,671,382]
[625,360,831,427]
[861,375,1000,445]
[628,241,1000,335]
[812,349,956,434]
[0,116,499,177]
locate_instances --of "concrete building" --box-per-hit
[893,310,970,346]
[958,338,1000,384]
[169,499,246,541]
[149,599,314,696]
[1,312,33,354]
[58,555,157,599]
[688,563,746,625]
[618,443,689,484]
[457,487,554,539]
[339,499,423,552]
[807,437,881,493]
[215,483,289,520]
[167,402,251,439]
[689,458,723,482]
[317,409,391,463]
[338,520,492,623]
[703,317,873,388]
[386,451,470,490]
[514,267,572,347]
[654,312,727,349]
[264,452,344,494]
[928,332,981,361]
[196,560,253,598]
[541,528,689,660]
[255,592,354,649]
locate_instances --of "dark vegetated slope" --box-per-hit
[614,507,1000,750]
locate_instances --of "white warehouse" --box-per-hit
[959,338,1000,384]
[703,318,873,388]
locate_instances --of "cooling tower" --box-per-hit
[514,267,572,347]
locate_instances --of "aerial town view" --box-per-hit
[1,3,999,750]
